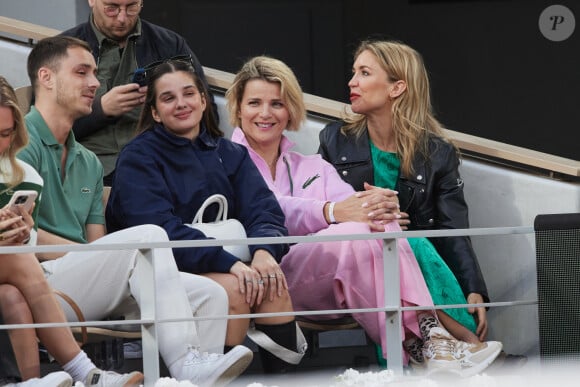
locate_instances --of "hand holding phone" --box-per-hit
[5,190,38,213]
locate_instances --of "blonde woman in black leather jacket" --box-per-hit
[319,39,490,342]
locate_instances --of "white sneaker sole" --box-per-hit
[425,365,463,378]
[41,372,74,387]
[120,372,145,387]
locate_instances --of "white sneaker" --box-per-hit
[422,327,462,375]
[176,345,253,387]
[454,339,503,377]
[5,371,72,387]
[84,368,144,386]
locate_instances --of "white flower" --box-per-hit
[334,368,396,387]
[467,373,498,387]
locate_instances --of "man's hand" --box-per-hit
[101,83,147,117]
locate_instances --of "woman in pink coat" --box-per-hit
[227,56,501,376]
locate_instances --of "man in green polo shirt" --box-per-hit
[17,35,145,387]
[21,96,104,247]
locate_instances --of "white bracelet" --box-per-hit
[328,202,337,224]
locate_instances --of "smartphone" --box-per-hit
[132,68,147,87]
[5,190,38,213]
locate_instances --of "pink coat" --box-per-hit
[232,128,434,361]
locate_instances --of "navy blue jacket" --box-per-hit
[319,121,489,301]
[61,18,216,139]
[106,124,289,274]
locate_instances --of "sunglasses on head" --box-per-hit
[132,55,194,87]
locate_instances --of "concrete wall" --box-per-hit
[0,40,31,88]
[462,160,579,356]
[0,0,88,31]
[0,0,89,87]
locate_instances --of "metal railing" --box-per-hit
[0,225,536,386]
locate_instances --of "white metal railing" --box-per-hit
[0,225,536,385]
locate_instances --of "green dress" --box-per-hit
[370,141,477,333]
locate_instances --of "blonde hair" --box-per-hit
[343,40,451,177]
[0,76,28,190]
[226,56,306,131]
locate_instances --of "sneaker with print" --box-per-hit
[404,336,427,370]
[422,327,462,374]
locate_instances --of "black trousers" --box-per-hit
[0,310,21,383]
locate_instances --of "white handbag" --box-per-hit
[187,194,251,262]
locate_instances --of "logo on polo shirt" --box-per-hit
[81,187,91,194]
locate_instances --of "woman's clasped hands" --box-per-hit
[230,249,288,307]
[330,182,408,231]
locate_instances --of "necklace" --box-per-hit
[265,153,279,167]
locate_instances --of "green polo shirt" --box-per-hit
[18,106,104,244]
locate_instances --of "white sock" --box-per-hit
[62,351,96,382]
